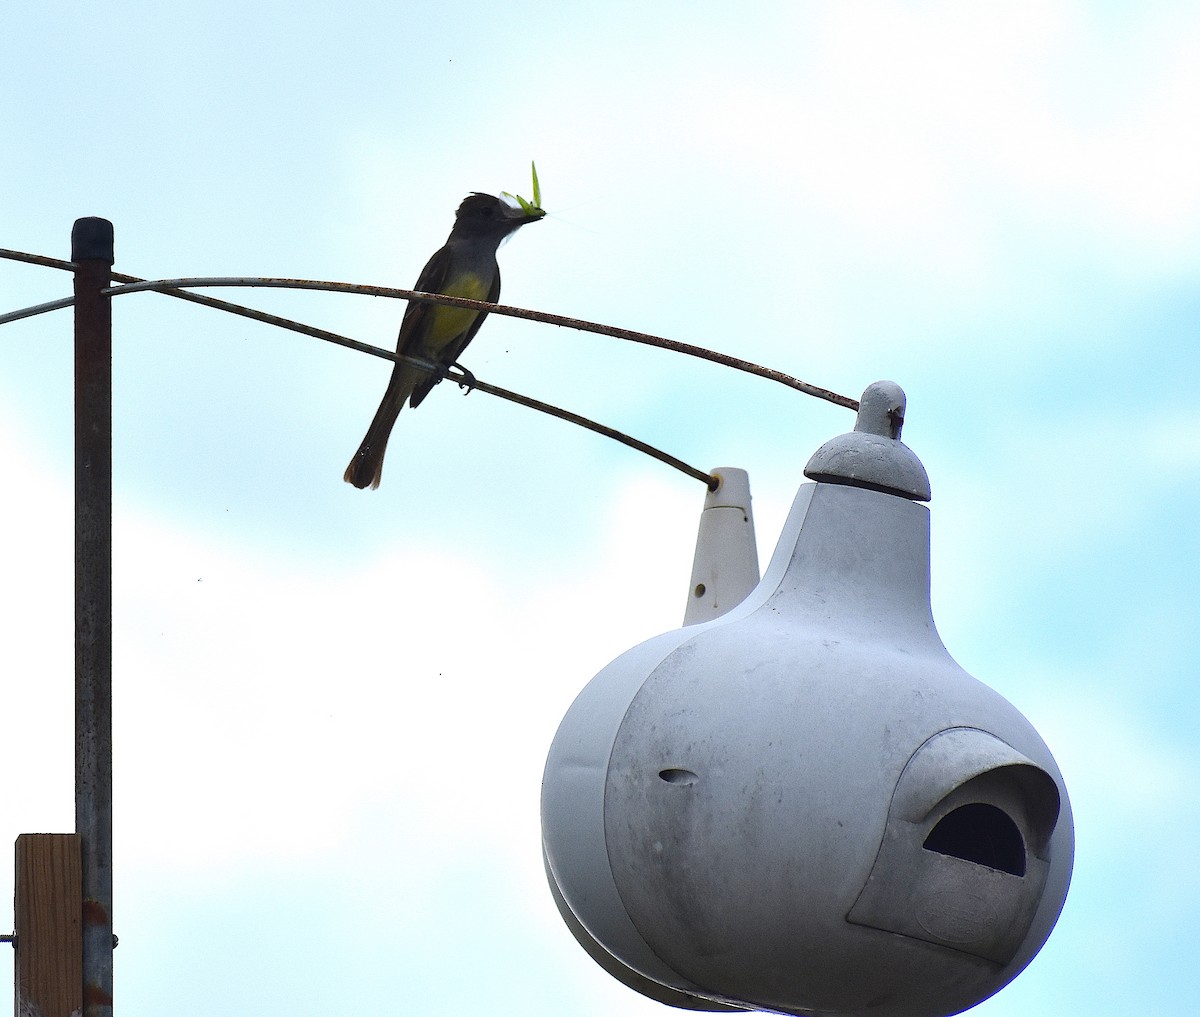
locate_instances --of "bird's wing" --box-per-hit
[396,242,454,358]
[407,265,500,409]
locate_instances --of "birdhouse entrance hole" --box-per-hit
[923,803,1026,877]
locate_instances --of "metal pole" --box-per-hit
[73,216,114,1017]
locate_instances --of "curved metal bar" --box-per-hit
[0,248,76,272]
[101,276,859,410]
[0,255,717,488]
[0,252,859,410]
[0,251,863,484]
[469,377,718,489]
[0,294,77,326]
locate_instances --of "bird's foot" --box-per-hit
[450,361,477,394]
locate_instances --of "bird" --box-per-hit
[343,192,545,489]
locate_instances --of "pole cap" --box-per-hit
[71,218,115,265]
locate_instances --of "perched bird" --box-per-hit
[344,192,545,489]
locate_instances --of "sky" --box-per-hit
[1,1,1198,1014]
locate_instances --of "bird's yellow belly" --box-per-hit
[425,272,489,349]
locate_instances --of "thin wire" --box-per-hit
[0,249,75,272]
[468,378,716,488]
[0,252,718,488]
[0,250,865,485]
[99,276,860,410]
[0,250,86,325]
[0,294,76,326]
[1,251,859,409]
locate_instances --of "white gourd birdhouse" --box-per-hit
[541,382,1073,1017]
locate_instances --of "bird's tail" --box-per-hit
[344,397,403,490]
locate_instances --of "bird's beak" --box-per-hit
[499,193,546,223]
[510,205,545,224]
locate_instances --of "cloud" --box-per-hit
[672,2,1200,281]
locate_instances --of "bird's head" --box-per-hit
[451,192,545,241]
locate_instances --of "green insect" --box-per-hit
[502,161,542,215]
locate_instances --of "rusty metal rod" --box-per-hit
[0,252,854,489]
[0,265,717,490]
[72,217,115,1017]
[466,376,718,489]
[98,276,860,411]
[0,294,77,326]
[0,250,861,412]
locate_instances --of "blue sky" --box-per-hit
[2,2,1198,1015]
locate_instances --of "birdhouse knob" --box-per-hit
[805,380,932,501]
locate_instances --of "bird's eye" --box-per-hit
[479,206,494,217]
